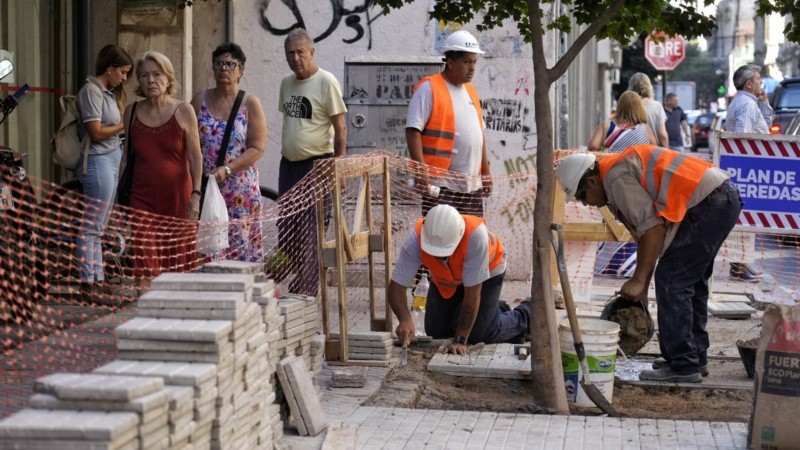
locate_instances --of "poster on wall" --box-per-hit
[121,0,178,28]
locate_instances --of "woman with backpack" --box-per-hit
[76,44,133,304]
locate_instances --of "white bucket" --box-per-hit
[559,317,620,407]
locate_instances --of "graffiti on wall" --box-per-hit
[259,0,383,48]
[481,98,531,134]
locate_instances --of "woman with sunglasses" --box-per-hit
[191,42,267,262]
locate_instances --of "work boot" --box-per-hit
[639,367,702,383]
[652,357,709,377]
[730,262,761,282]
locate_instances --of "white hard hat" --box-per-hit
[421,205,466,257]
[442,30,485,54]
[555,153,597,200]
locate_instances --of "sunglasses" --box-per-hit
[213,60,241,71]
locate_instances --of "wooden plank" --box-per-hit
[562,223,632,242]
[598,206,632,242]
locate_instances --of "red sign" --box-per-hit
[644,31,686,71]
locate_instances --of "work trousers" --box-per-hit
[424,272,530,344]
[654,180,742,373]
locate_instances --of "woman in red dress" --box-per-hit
[121,51,203,293]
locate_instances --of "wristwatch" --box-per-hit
[453,335,468,345]
[223,165,232,176]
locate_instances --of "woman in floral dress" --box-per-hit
[191,42,267,262]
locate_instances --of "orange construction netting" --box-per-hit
[1,150,798,416]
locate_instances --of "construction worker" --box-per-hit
[406,30,491,217]
[387,205,531,355]
[555,145,741,382]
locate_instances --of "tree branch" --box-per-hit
[548,0,627,81]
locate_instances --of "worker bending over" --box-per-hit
[555,145,741,382]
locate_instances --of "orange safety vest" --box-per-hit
[415,215,504,299]
[413,73,484,175]
[598,144,713,223]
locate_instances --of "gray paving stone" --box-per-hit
[151,272,254,292]
[0,409,139,441]
[116,350,228,364]
[93,360,217,387]
[34,373,164,402]
[282,356,328,437]
[29,388,170,414]
[252,280,275,296]
[137,307,241,321]
[138,290,245,310]
[117,338,226,353]
[202,260,264,274]
[330,331,392,342]
[115,317,232,343]
[0,439,137,450]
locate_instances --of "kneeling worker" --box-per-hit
[388,204,531,355]
[555,145,741,382]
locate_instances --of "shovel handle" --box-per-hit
[550,223,586,360]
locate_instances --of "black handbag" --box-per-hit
[116,101,138,206]
[199,90,245,215]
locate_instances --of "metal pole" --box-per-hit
[75,0,92,93]
[662,70,667,104]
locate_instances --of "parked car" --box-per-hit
[784,110,800,136]
[769,77,800,134]
[690,112,715,151]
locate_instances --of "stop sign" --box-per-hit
[644,31,686,71]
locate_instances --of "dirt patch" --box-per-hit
[365,340,752,422]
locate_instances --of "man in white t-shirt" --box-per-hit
[406,30,491,217]
[277,28,347,296]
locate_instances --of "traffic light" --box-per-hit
[717,85,727,95]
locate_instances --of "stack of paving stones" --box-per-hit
[0,262,309,449]
[331,331,393,362]
[0,409,140,449]
[21,372,168,449]
[251,279,285,443]
[93,360,219,449]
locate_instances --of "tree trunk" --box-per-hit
[527,0,569,414]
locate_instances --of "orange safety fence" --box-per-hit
[1,150,799,416]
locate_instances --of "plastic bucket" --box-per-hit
[560,317,620,407]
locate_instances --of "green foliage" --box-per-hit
[375,0,717,45]
[756,0,800,43]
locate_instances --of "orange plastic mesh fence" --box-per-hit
[1,150,799,416]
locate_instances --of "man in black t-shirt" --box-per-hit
[664,93,691,151]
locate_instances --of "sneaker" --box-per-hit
[730,263,761,282]
[652,358,709,377]
[639,367,701,383]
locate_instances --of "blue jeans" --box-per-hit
[655,180,742,373]
[77,149,121,282]
[424,272,531,344]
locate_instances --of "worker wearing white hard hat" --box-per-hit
[405,29,491,218]
[555,146,740,383]
[387,205,532,355]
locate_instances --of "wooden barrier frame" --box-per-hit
[317,155,394,366]
[551,150,632,285]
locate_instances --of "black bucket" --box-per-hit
[736,338,758,379]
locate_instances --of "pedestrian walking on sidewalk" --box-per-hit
[724,64,773,283]
[556,145,741,382]
[663,93,691,152]
[387,205,531,355]
[628,73,669,147]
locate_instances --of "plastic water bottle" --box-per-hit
[412,274,429,311]
[411,274,429,336]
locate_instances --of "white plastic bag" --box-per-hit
[197,176,229,255]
